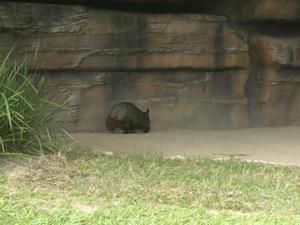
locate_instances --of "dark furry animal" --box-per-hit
[106,102,150,134]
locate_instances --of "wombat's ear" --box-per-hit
[145,109,149,115]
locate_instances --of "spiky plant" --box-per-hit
[0,53,70,154]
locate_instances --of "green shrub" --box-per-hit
[0,53,70,154]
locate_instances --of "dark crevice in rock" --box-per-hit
[8,0,218,14]
[245,71,262,126]
[86,3,209,14]
[279,66,300,73]
[214,22,225,68]
[36,67,246,73]
[243,23,300,38]
[245,38,263,126]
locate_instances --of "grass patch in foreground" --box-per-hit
[1,150,300,224]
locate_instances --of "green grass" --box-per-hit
[0,52,69,154]
[1,150,300,224]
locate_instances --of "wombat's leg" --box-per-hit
[106,118,115,133]
[107,125,115,133]
[122,121,131,134]
[142,128,149,133]
[128,123,137,133]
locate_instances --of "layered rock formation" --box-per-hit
[242,1,300,126]
[0,1,299,131]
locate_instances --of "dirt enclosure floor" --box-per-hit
[73,126,300,166]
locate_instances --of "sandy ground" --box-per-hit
[72,126,300,166]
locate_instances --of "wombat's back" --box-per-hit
[108,102,138,120]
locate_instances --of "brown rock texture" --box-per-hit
[249,34,300,126]
[1,4,248,71]
[238,0,300,23]
[0,0,299,131]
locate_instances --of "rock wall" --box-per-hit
[0,1,299,131]
[241,1,300,126]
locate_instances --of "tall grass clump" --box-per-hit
[0,53,70,154]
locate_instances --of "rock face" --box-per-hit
[0,0,299,131]
[249,34,300,126]
[245,1,300,126]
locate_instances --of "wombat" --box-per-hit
[106,102,150,134]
